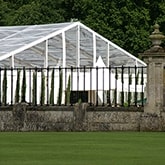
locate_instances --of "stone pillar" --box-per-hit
[12,103,27,131]
[73,103,88,131]
[141,24,165,114]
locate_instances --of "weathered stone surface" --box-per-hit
[86,123,140,131]
[87,111,141,123]
[141,24,165,114]
[25,111,74,131]
[86,111,141,131]
[1,104,165,131]
[140,113,163,131]
[73,103,88,131]
[0,111,13,131]
[12,103,27,131]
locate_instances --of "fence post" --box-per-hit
[141,24,165,114]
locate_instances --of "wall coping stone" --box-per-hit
[0,104,144,112]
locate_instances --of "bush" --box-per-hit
[15,69,20,103]
[40,70,45,105]
[21,67,26,102]
[2,68,7,105]
[57,69,63,105]
[50,69,54,105]
[32,70,37,105]
[65,75,71,105]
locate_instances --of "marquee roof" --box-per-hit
[0,21,146,68]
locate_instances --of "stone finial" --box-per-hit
[149,24,165,48]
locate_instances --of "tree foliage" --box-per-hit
[1,0,165,55]
[0,0,10,25]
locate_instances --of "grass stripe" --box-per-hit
[0,132,165,165]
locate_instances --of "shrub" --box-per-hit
[40,70,45,105]
[2,68,7,105]
[32,70,37,105]
[15,69,20,103]
[57,69,63,105]
[49,69,54,105]
[65,75,71,105]
[21,67,26,102]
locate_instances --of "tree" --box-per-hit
[38,0,65,23]
[5,0,33,8]
[84,0,151,56]
[7,2,44,25]
[0,0,10,25]
[62,0,92,21]
[1,0,165,56]
[6,0,65,25]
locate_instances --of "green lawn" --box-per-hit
[0,132,165,165]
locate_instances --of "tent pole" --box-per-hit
[77,24,80,67]
[10,55,14,68]
[44,40,48,68]
[62,32,66,68]
[62,32,66,104]
[93,34,96,66]
[107,43,110,67]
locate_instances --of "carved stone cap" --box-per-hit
[149,24,165,48]
[142,24,165,54]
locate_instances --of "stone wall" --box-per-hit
[86,111,141,131]
[0,103,165,131]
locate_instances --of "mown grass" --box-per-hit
[0,132,165,165]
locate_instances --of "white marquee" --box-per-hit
[0,22,146,68]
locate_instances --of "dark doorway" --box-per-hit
[70,91,88,104]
